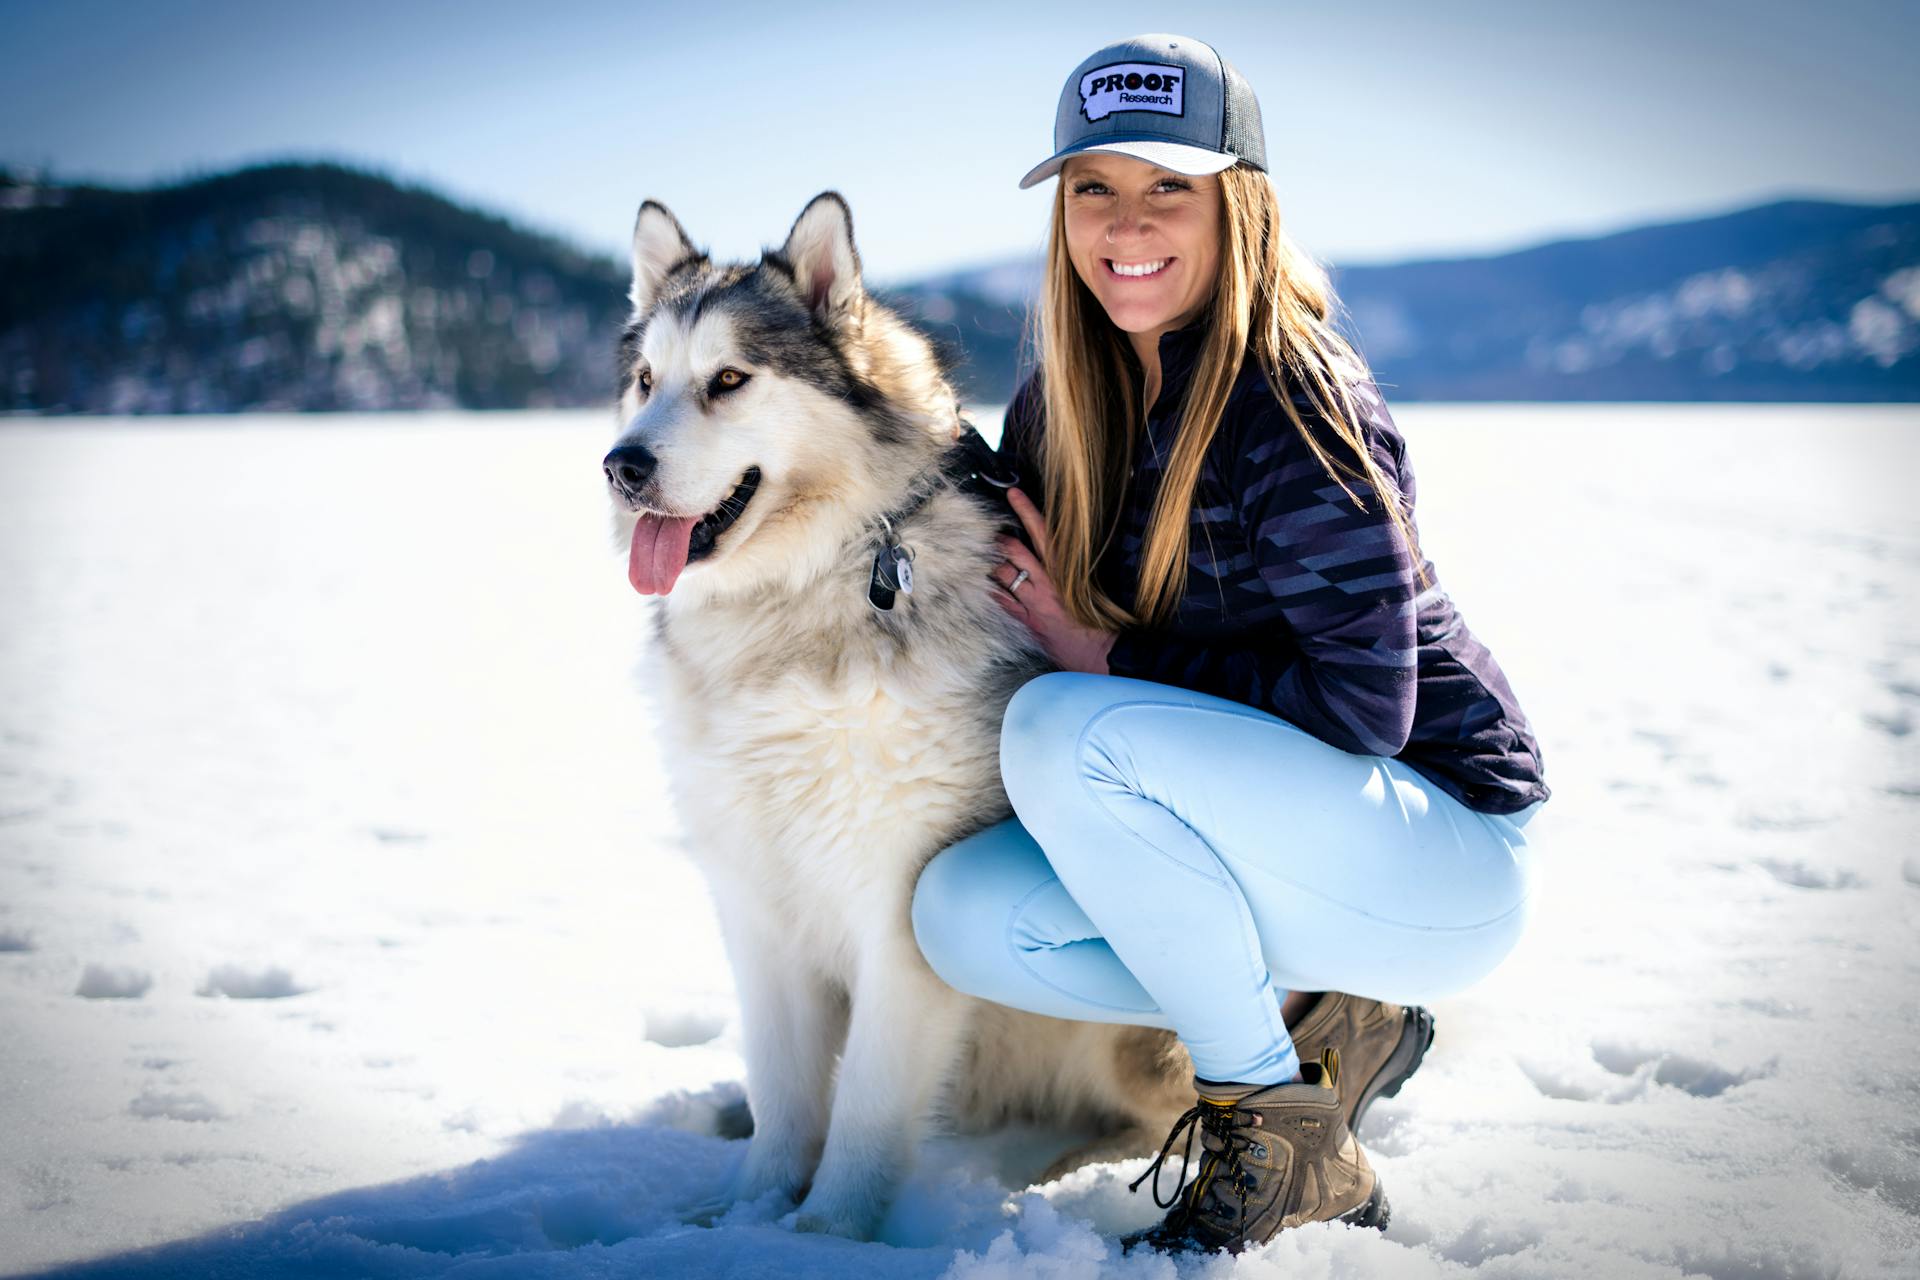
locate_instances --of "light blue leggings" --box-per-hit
[911,672,1542,1086]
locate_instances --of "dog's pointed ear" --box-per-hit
[631,200,700,313]
[781,192,863,323]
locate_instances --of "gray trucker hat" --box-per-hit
[1018,33,1267,190]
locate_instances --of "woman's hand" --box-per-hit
[990,486,1118,675]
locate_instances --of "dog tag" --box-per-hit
[867,543,915,611]
[867,546,898,611]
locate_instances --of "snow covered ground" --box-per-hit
[0,405,1915,1278]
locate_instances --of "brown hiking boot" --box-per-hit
[1286,992,1435,1138]
[1119,1048,1389,1257]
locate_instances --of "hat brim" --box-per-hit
[1017,138,1241,190]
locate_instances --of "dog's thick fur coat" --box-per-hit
[604,192,1194,1240]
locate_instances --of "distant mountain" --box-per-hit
[892,199,1920,403]
[3,162,1915,413]
[1330,199,1920,401]
[0,163,627,413]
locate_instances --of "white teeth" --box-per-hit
[1110,259,1168,278]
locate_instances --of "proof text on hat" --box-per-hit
[1078,62,1186,122]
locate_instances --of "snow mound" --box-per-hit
[642,1006,728,1048]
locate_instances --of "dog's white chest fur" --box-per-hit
[649,610,1007,965]
[724,663,993,842]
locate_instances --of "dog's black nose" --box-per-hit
[603,444,657,496]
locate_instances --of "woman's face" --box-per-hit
[1061,152,1222,341]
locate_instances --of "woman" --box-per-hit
[909,33,1550,1257]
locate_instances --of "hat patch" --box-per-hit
[1079,62,1185,122]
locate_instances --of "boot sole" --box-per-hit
[1120,1179,1392,1255]
[1350,1006,1435,1138]
[1337,1178,1392,1231]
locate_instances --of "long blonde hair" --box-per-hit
[1028,162,1430,631]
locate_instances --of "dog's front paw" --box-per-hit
[789,1207,871,1241]
[680,1182,805,1228]
[681,1180,789,1228]
[679,1150,811,1227]
[788,1189,884,1241]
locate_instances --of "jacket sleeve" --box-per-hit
[995,372,1043,495]
[1102,383,1419,758]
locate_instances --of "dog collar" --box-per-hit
[866,418,1020,613]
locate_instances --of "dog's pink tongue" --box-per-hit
[628,513,699,595]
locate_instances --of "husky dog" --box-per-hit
[603,191,1193,1241]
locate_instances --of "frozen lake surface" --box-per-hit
[1,405,1916,1277]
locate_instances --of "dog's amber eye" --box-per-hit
[711,367,750,394]
[636,369,653,393]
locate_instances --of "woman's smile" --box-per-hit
[1105,257,1175,279]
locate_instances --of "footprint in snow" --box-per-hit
[1591,1042,1767,1098]
[1753,857,1864,890]
[128,1089,224,1122]
[1864,707,1914,737]
[76,964,152,999]
[1518,1042,1769,1102]
[197,964,308,999]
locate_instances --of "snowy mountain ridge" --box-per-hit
[3,163,1916,412]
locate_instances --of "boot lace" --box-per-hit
[1127,1088,1285,1248]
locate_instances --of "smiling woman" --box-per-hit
[910,30,1552,1260]
[1059,156,1222,367]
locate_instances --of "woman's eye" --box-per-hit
[1071,182,1110,196]
[710,367,750,395]
[1154,179,1191,193]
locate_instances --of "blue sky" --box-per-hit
[3,0,1916,283]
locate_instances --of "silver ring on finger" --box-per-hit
[1009,568,1030,593]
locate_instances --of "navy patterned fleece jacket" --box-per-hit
[996,318,1550,817]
